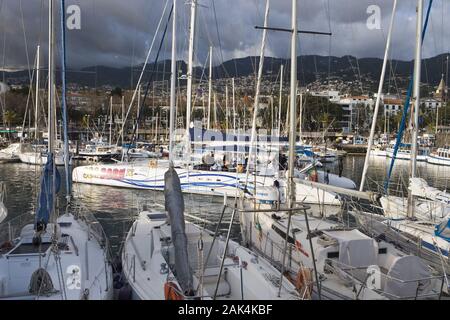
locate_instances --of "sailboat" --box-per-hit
[0,143,21,163]
[371,1,450,262]
[121,1,299,300]
[72,0,345,217]
[18,45,64,166]
[121,165,300,300]
[0,0,112,300]
[239,0,446,300]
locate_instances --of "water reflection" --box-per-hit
[1,156,449,254]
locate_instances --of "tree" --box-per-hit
[302,94,343,132]
[4,110,17,128]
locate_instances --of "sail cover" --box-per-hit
[35,153,61,228]
[164,165,194,296]
[435,218,450,242]
[324,229,377,268]
[384,255,431,298]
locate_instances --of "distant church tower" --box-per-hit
[435,73,447,102]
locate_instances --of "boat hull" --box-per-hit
[72,162,341,207]
[427,154,450,166]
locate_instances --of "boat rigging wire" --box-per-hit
[125,4,174,158]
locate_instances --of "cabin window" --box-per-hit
[378,248,387,254]
[327,251,339,259]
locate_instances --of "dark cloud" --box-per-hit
[0,0,448,70]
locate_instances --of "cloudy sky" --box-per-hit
[0,0,448,70]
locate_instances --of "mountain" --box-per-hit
[3,53,449,90]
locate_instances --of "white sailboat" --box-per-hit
[121,1,300,300]
[379,0,450,232]
[121,167,299,300]
[240,0,445,300]
[0,143,21,163]
[72,0,344,216]
[354,0,450,292]
[19,144,65,166]
[18,45,65,166]
[0,0,112,300]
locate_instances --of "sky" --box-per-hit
[0,0,449,71]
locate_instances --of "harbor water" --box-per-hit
[1,155,449,255]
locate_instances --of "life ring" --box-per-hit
[295,267,313,298]
[164,282,184,300]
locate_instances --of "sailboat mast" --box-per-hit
[35,45,40,140]
[214,93,217,128]
[287,0,297,208]
[411,0,423,179]
[408,0,423,218]
[244,0,270,185]
[298,92,302,142]
[109,96,113,145]
[232,77,236,134]
[136,85,141,140]
[121,95,125,146]
[60,0,71,196]
[359,0,397,191]
[278,64,283,137]
[48,0,55,154]
[225,84,229,132]
[169,0,177,159]
[185,0,197,162]
[207,46,212,130]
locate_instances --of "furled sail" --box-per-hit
[164,164,194,296]
[35,153,61,229]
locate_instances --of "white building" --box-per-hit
[309,90,341,103]
[337,95,374,132]
[383,98,403,116]
[422,98,442,110]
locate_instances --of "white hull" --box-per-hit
[122,211,299,300]
[0,143,21,163]
[385,218,449,258]
[380,195,449,223]
[19,152,65,166]
[240,204,444,300]
[0,214,113,300]
[0,153,19,163]
[72,161,341,208]
[386,149,428,161]
[371,149,387,157]
[427,155,450,166]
